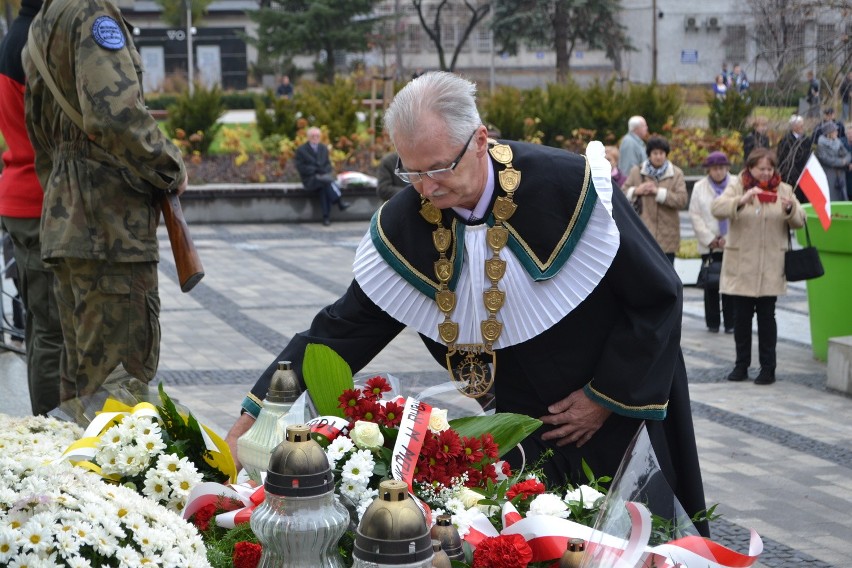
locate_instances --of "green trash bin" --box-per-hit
[796,202,852,361]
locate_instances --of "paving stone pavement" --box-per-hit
[1,214,850,567]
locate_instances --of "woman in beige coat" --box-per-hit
[688,151,735,333]
[623,135,688,262]
[711,148,806,385]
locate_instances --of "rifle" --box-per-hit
[161,192,204,292]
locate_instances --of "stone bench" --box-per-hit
[827,336,852,395]
[179,183,383,224]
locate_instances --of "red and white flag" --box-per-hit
[797,153,831,230]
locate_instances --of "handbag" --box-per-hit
[784,223,824,281]
[696,255,721,289]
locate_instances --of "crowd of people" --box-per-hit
[713,62,750,99]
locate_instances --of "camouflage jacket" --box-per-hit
[23,0,186,262]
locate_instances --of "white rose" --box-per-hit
[457,487,483,509]
[428,408,450,433]
[528,493,570,518]
[349,421,384,450]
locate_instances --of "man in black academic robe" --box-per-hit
[227,72,709,536]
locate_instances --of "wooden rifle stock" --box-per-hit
[161,192,204,292]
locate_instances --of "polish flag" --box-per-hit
[796,153,831,230]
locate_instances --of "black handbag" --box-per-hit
[785,223,824,281]
[696,255,721,289]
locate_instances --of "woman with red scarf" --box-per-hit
[711,148,805,385]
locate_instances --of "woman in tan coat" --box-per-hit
[711,148,805,385]
[622,136,688,262]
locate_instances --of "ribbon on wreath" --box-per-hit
[463,501,763,568]
[57,398,237,482]
[182,481,266,529]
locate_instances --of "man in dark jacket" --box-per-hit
[294,127,350,225]
[777,115,812,203]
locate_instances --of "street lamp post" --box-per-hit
[186,0,194,94]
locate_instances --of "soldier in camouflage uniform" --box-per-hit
[23,0,187,402]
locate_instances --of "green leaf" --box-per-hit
[301,344,355,418]
[448,414,541,458]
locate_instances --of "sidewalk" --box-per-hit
[1,217,849,567]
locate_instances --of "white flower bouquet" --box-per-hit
[0,414,211,567]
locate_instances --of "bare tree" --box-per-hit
[411,0,490,72]
[747,0,852,98]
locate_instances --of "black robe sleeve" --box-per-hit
[584,187,683,419]
[245,280,405,414]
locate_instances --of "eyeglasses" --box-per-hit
[394,129,477,184]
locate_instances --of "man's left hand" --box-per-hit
[539,389,611,448]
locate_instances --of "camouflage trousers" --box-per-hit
[1,216,64,415]
[52,258,160,402]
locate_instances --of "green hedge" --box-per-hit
[481,79,683,148]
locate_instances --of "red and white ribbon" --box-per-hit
[182,481,265,529]
[463,501,763,568]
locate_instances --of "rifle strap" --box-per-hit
[25,0,87,133]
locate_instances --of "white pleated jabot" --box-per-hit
[353,142,620,349]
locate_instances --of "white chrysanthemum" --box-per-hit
[0,527,20,563]
[450,507,479,539]
[564,485,605,509]
[326,436,354,465]
[169,463,203,499]
[8,551,40,568]
[19,520,52,555]
[55,529,81,558]
[155,453,182,475]
[137,430,167,456]
[115,545,141,566]
[341,450,375,485]
[444,497,467,516]
[117,444,151,477]
[97,424,127,451]
[528,493,570,518]
[340,480,368,503]
[143,472,171,503]
[96,448,122,475]
[91,523,121,557]
[66,555,93,568]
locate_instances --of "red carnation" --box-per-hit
[506,478,546,501]
[380,400,404,428]
[191,503,217,531]
[472,533,533,568]
[233,541,263,568]
[364,376,391,399]
[338,388,363,416]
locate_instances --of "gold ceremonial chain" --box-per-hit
[420,140,520,398]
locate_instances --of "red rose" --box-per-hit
[191,503,217,531]
[233,541,263,568]
[472,534,533,568]
[506,479,546,500]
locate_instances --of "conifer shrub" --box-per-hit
[166,84,225,155]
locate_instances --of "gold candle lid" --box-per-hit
[264,424,333,497]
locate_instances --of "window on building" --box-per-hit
[404,23,421,53]
[817,24,836,67]
[476,25,492,53]
[789,24,806,66]
[725,25,746,63]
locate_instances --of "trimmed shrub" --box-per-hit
[166,84,226,155]
[707,89,754,134]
